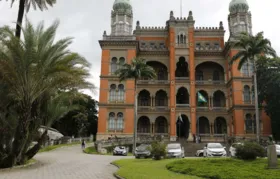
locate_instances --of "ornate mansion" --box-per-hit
[97,0,271,141]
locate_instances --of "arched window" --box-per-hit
[118,84,125,101]
[111,57,118,74]
[180,34,184,44]
[117,113,124,130]
[177,35,180,44]
[109,112,115,130]
[245,114,252,133]
[119,57,125,69]
[109,84,117,101]
[243,85,251,103]
[183,35,187,44]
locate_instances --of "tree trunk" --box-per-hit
[133,80,138,155]
[23,130,48,162]
[253,60,260,143]
[16,0,25,38]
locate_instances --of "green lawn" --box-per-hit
[112,159,202,179]
[84,146,133,156]
[39,142,80,153]
[166,158,280,179]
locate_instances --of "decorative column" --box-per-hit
[169,26,176,141]
[188,15,196,137]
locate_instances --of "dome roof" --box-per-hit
[229,0,249,13]
[113,0,132,11]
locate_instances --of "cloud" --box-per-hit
[1,0,279,101]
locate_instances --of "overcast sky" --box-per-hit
[1,0,279,100]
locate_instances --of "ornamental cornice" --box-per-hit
[99,40,138,48]
[195,51,224,57]
[99,103,134,108]
[138,51,170,56]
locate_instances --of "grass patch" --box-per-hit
[112,159,202,179]
[84,146,133,156]
[24,159,36,165]
[39,142,80,153]
[166,158,280,179]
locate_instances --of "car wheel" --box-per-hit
[199,153,203,157]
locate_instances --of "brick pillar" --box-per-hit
[189,27,196,135]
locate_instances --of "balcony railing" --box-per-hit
[241,73,253,77]
[175,77,190,82]
[212,107,227,111]
[196,80,226,85]
[197,107,209,111]
[137,106,169,112]
[137,80,169,85]
[176,104,190,108]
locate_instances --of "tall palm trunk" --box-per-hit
[253,60,260,143]
[133,80,138,155]
[16,0,25,38]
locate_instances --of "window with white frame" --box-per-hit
[109,84,117,101]
[111,57,118,74]
[108,112,115,130]
[116,113,124,130]
[243,85,251,103]
[118,84,125,101]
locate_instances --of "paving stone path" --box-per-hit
[0,145,130,179]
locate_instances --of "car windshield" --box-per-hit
[138,144,148,149]
[167,144,180,149]
[208,143,223,148]
[276,145,280,150]
[119,146,125,149]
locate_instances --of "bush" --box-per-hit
[235,142,265,160]
[150,141,166,160]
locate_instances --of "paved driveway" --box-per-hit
[0,145,131,179]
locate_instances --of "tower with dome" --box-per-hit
[97,0,271,142]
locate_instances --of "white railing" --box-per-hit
[103,35,136,41]
[212,107,227,111]
[137,80,169,84]
[196,80,226,85]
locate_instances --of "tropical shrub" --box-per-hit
[235,142,265,160]
[149,141,166,160]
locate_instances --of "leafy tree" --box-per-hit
[115,58,156,153]
[230,32,276,142]
[1,0,56,38]
[257,57,280,140]
[0,19,93,168]
[52,93,98,138]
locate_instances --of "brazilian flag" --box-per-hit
[198,92,207,103]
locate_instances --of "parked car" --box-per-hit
[204,143,227,157]
[229,143,243,157]
[274,145,280,157]
[135,144,152,159]
[113,146,128,156]
[195,149,204,157]
[166,143,185,158]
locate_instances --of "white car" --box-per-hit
[275,145,280,157]
[195,149,204,157]
[166,143,185,158]
[204,143,227,157]
[113,146,128,156]
[229,143,243,157]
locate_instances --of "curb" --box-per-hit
[110,162,126,179]
[0,160,37,172]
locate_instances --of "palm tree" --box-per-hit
[230,32,276,143]
[2,0,56,38]
[115,58,156,154]
[0,19,93,168]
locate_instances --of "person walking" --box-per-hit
[81,139,86,150]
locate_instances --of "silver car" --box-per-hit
[166,143,185,158]
[113,146,128,156]
[135,144,152,159]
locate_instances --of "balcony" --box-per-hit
[176,104,190,110]
[137,106,169,112]
[137,80,169,85]
[212,107,227,111]
[102,35,136,41]
[175,77,190,83]
[196,80,226,85]
[197,107,209,111]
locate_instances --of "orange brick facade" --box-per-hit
[97,1,271,141]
